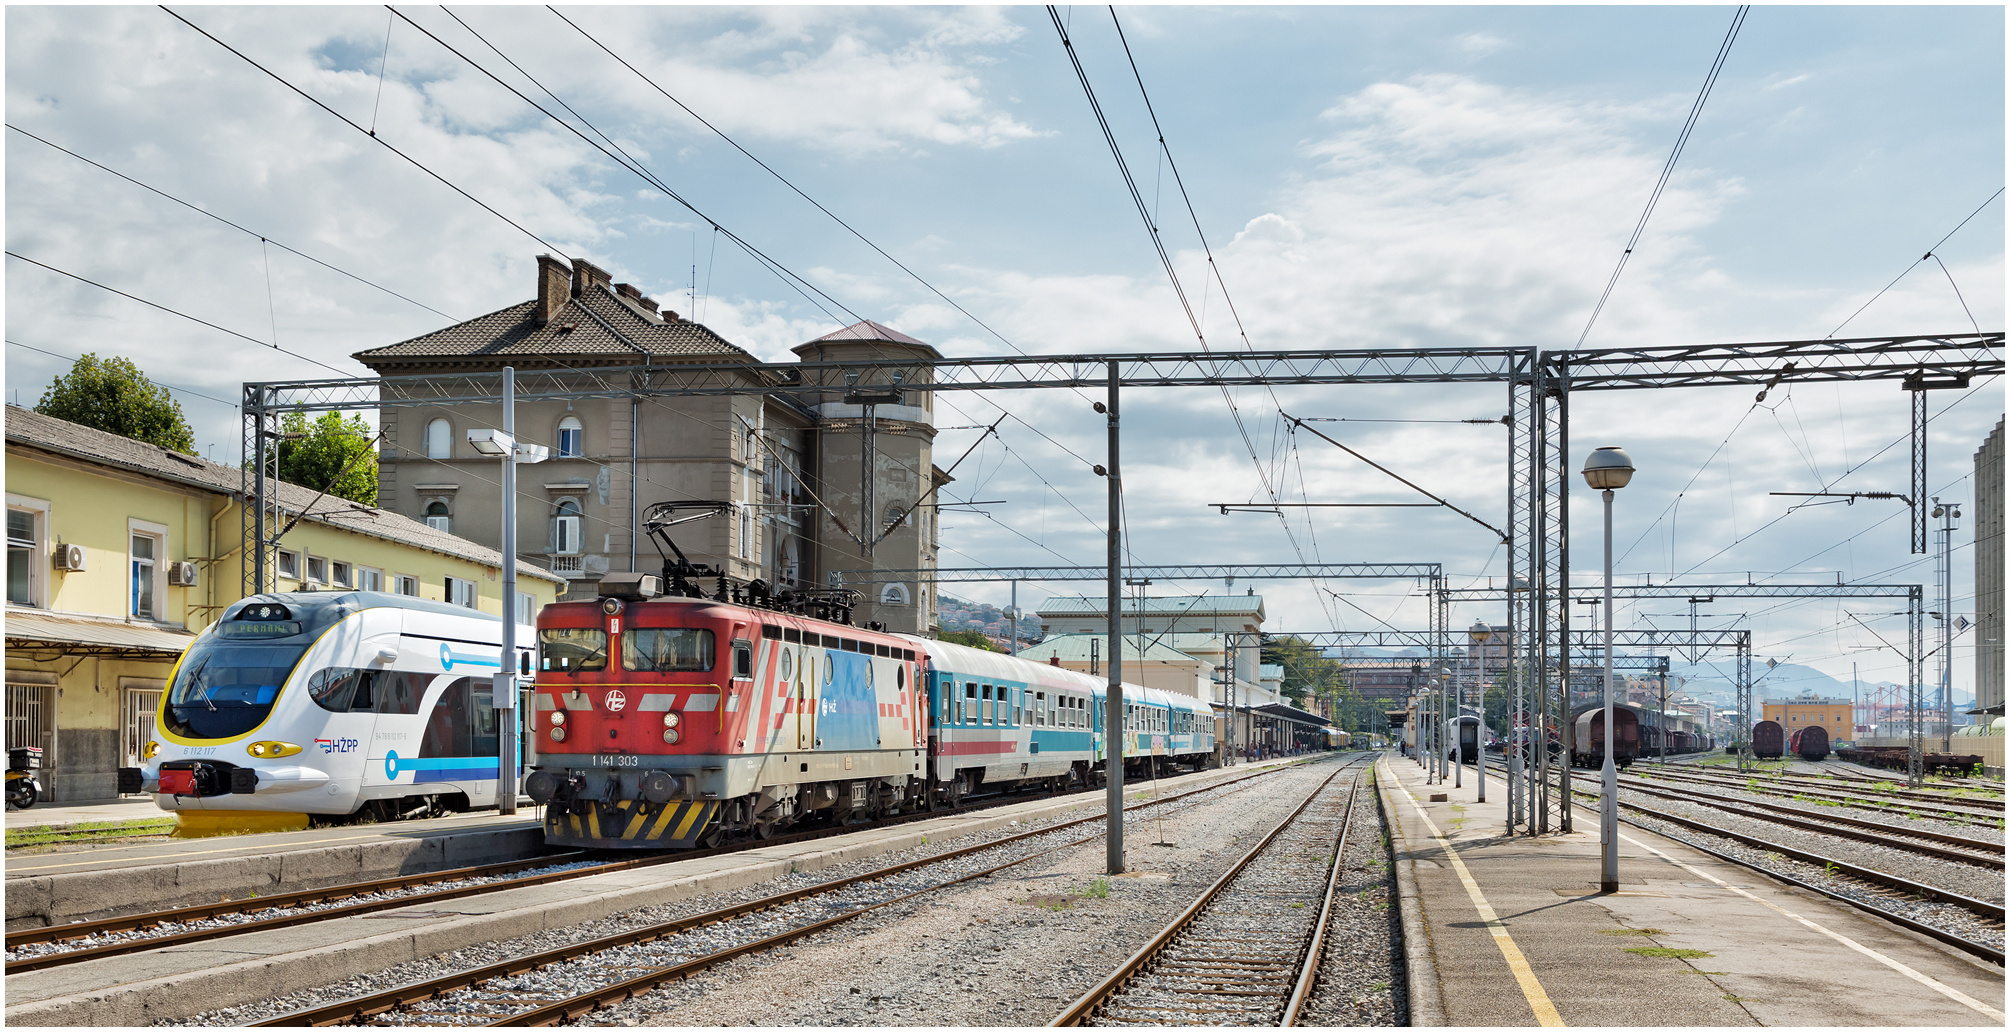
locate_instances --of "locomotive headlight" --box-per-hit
[141,740,160,760]
[662,712,681,729]
[550,710,567,726]
[662,728,681,744]
[550,726,567,742]
[246,741,302,759]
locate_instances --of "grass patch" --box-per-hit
[5,816,176,850]
[1289,902,1308,909]
[1073,876,1112,900]
[1598,928,1667,937]
[1625,947,1714,959]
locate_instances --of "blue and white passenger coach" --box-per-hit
[123,592,535,834]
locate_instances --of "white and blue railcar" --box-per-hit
[125,592,535,834]
[909,637,1217,803]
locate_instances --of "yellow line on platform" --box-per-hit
[1619,832,2005,1022]
[1403,787,1566,1027]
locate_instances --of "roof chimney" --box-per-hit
[614,282,642,300]
[571,258,612,297]
[1049,655,1060,666]
[534,254,571,327]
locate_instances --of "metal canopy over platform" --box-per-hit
[3,611,196,661]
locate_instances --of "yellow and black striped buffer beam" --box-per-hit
[546,799,719,849]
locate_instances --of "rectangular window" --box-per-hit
[539,627,608,672]
[516,592,536,626]
[277,549,300,581]
[395,575,420,596]
[7,507,39,607]
[426,514,451,533]
[553,513,582,556]
[446,577,477,608]
[330,561,353,588]
[1035,692,1046,726]
[962,683,976,724]
[981,684,994,725]
[130,532,158,618]
[305,555,329,584]
[357,567,384,592]
[622,628,716,672]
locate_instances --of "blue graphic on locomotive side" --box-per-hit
[817,652,878,750]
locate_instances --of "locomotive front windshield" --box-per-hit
[162,640,310,739]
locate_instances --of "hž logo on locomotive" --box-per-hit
[604,689,627,712]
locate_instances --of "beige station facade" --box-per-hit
[5,406,562,801]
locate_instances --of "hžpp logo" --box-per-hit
[315,737,360,754]
[604,689,627,713]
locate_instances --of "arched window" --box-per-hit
[552,498,582,556]
[880,583,910,606]
[425,418,452,459]
[557,416,583,459]
[883,504,907,530]
[424,500,451,533]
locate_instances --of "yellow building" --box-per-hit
[1762,694,1852,742]
[5,406,563,801]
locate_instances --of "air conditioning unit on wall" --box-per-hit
[169,561,199,587]
[53,542,86,572]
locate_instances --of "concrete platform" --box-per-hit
[1380,754,2005,1027]
[2,795,165,832]
[6,807,550,931]
[5,757,1304,1026]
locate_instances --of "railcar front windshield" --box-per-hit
[162,640,311,739]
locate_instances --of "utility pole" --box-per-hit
[1933,498,1962,752]
[1103,361,1125,875]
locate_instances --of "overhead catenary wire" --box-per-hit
[1827,187,2004,339]
[5,124,458,321]
[160,6,570,260]
[5,250,357,378]
[1573,4,1748,348]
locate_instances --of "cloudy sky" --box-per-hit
[6,5,2002,701]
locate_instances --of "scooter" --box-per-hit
[7,746,44,810]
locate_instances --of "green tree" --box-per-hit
[276,411,378,504]
[35,353,196,454]
[935,628,995,651]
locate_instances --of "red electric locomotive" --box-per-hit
[524,502,929,848]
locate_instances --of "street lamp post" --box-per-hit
[467,367,548,816]
[1470,624,1490,803]
[1583,445,1635,895]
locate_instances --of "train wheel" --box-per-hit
[752,818,775,841]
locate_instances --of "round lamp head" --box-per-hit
[1581,446,1635,490]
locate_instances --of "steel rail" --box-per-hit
[1611,797,2003,922]
[252,760,1311,1027]
[1621,776,2003,855]
[6,850,587,951]
[1634,767,2003,823]
[1484,768,2005,967]
[1281,771,1368,1025]
[1618,781,2003,868]
[1049,761,1362,1026]
[7,764,1150,970]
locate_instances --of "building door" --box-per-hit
[121,684,164,770]
[6,679,55,798]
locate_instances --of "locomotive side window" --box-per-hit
[733,641,753,678]
[372,671,424,715]
[308,667,365,712]
[622,628,716,672]
[779,648,794,682]
[540,627,608,672]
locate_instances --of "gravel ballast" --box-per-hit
[158,757,1351,1027]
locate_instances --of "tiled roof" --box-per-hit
[353,289,752,369]
[1036,595,1266,618]
[806,320,935,349]
[4,406,563,584]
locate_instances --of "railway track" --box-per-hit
[1629,767,2004,827]
[1617,775,2004,868]
[240,758,1332,1026]
[1476,766,2003,965]
[5,766,1231,973]
[1050,764,1366,1027]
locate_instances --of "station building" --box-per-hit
[4,407,564,801]
[352,255,946,633]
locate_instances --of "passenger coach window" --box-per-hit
[540,627,608,672]
[622,628,716,672]
[962,683,976,724]
[981,684,994,725]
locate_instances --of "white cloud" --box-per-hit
[1455,32,1510,56]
